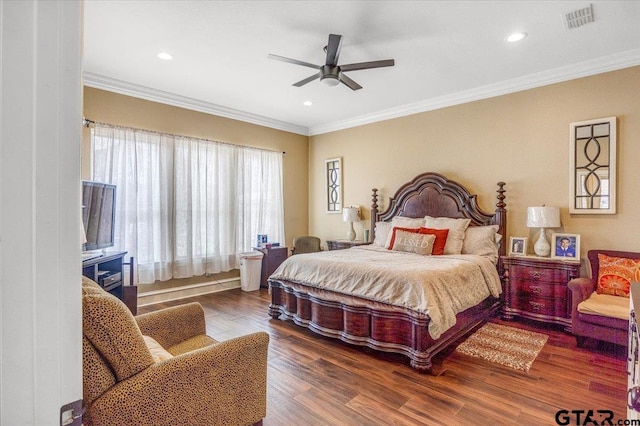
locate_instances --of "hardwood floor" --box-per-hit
[138,289,628,425]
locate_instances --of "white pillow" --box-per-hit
[391,216,425,228]
[462,225,500,263]
[373,222,392,247]
[390,231,436,256]
[423,216,471,255]
[384,216,426,247]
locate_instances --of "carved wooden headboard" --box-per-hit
[370,172,507,259]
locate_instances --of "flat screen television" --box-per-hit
[82,180,116,251]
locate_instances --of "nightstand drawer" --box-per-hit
[511,280,567,298]
[509,265,569,283]
[514,295,567,318]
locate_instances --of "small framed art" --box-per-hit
[509,237,527,256]
[325,157,342,214]
[551,233,580,260]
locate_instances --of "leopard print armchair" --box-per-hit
[82,277,269,426]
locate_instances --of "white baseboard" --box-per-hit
[137,277,241,307]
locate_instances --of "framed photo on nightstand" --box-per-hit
[551,233,580,260]
[509,237,527,256]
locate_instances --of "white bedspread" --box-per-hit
[269,245,502,339]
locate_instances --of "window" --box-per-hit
[91,124,284,284]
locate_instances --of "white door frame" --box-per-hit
[1,1,83,424]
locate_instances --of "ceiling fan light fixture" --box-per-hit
[320,75,340,87]
[320,64,341,87]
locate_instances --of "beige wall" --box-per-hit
[84,65,639,275]
[309,66,640,259]
[83,87,309,252]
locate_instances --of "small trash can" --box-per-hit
[239,251,264,291]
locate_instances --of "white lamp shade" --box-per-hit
[526,206,560,228]
[342,207,360,223]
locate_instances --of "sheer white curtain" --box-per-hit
[173,137,237,278]
[236,148,285,255]
[91,124,284,284]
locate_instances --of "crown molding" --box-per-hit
[84,48,640,138]
[82,72,310,136]
[308,48,640,136]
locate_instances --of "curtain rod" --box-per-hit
[82,117,286,155]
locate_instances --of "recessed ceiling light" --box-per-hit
[157,52,173,60]
[303,100,313,106]
[506,32,527,43]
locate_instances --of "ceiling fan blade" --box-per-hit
[338,73,362,91]
[293,73,321,87]
[267,54,320,70]
[325,34,342,66]
[340,59,395,72]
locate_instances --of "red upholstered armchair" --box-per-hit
[567,249,640,348]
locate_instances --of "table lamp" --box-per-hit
[342,207,360,241]
[527,206,560,257]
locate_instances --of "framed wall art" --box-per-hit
[569,117,616,214]
[325,157,342,214]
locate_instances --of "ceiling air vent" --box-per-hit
[565,4,594,29]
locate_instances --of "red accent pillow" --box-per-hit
[596,253,640,298]
[418,228,449,256]
[386,227,421,249]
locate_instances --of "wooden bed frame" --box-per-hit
[269,172,507,372]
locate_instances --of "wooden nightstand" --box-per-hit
[502,255,580,331]
[326,240,371,251]
[253,246,288,288]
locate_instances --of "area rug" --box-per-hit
[455,322,548,372]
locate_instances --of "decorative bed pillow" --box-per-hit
[596,254,640,298]
[391,216,426,228]
[390,230,436,255]
[373,222,392,247]
[423,216,471,255]
[386,226,421,249]
[384,217,425,247]
[462,225,500,262]
[418,228,449,256]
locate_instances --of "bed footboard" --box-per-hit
[269,280,501,372]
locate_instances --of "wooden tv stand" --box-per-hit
[82,251,137,314]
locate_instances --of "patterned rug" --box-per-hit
[455,322,548,372]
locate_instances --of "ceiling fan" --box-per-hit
[267,34,394,91]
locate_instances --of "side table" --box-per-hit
[326,240,371,251]
[253,246,288,288]
[502,255,580,331]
